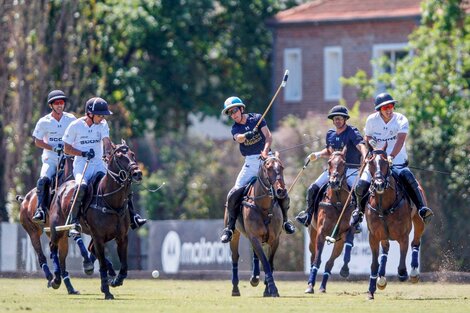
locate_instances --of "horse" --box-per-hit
[48,140,143,300]
[365,148,425,300]
[229,152,286,297]
[304,148,357,294]
[17,155,79,293]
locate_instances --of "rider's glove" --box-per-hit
[53,144,63,155]
[244,131,255,140]
[81,149,95,160]
[308,152,321,162]
[387,155,394,166]
[369,138,378,149]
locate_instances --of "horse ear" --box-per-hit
[275,151,279,158]
[121,139,126,145]
[383,141,388,152]
[341,145,347,155]
[327,146,333,155]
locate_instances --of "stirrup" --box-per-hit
[283,220,296,234]
[220,228,233,243]
[32,209,46,224]
[130,215,147,229]
[419,207,433,224]
[295,210,311,227]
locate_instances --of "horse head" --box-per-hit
[327,146,347,191]
[108,139,143,184]
[260,151,287,199]
[368,149,391,194]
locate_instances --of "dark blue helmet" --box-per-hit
[85,97,113,115]
[47,90,67,105]
[327,105,350,120]
[374,93,397,111]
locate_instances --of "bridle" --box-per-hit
[328,151,347,192]
[253,156,286,201]
[369,150,392,194]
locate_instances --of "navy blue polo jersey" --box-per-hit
[325,125,364,168]
[231,113,267,156]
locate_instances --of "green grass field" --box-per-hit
[0,278,469,313]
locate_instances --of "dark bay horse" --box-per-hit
[49,140,143,300]
[17,155,78,293]
[305,149,356,294]
[229,152,286,297]
[365,149,425,300]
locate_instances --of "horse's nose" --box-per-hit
[276,188,287,199]
[132,171,142,182]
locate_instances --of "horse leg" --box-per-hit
[28,229,53,285]
[267,238,280,293]
[340,228,355,278]
[110,234,128,288]
[73,235,94,275]
[49,243,62,290]
[58,236,79,295]
[367,234,380,300]
[410,213,424,283]
[250,248,260,287]
[251,238,278,297]
[229,231,241,296]
[92,240,114,300]
[397,236,409,282]
[377,240,389,290]
[88,246,116,279]
[320,238,346,293]
[306,229,324,294]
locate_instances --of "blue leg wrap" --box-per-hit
[232,263,239,286]
[50,251,60,275]
[308,266,318,285]
[252,254,260,277]
[74,237,90,261]
[378,253,388,277]
[411,246,419,268]
[42,263,52,280]
[320,271,330,290]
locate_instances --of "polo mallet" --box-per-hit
[65,158,91,226]
[44,158,90,233]
[253,69,289,132]
[287,159,310,194]
[325,158,368,244]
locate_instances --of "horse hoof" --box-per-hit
[68,290,80,295]
[304,284,314,294]
[367,291,375,300]
[410,275,419,284]
[398,273,409,282]
[250,276,260,287]
[83,261,94,275]
[319,287,326,293]
[377,276,387,290]
[51,280,61,290]
[340,265,350,278]
[105,293,115,300]
[232,287,240,297]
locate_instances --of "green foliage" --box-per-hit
[342,0,469,271]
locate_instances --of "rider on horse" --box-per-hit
[220,96,296,243]
[32,90,77,224]
[62,97,146,236]
[295,105,368,230]
[349,93,434,229]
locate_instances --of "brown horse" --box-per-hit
[17,155,77,293]
[305,149,357,294]
[229,152,286,297]
[365,149,425,300]
[49,140,142,300]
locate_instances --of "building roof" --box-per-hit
[270,0,422,25]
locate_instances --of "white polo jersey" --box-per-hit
[364,111,409,165]
[62,116,110,165]
[32,112,76,161]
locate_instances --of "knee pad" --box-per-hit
[355,180,370,197]
[398,169,418,187]
[306,184,320,203]
[277,195,290,210]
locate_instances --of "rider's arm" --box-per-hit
[390,133,407,158]
[34,138,53,151]
[260,125,272,157]
[64,143,84,157]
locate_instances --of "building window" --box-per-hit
[373,43,409,92]
[283,48,302,102]
[324,46,343,101]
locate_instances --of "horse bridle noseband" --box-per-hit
[369,150,392,192]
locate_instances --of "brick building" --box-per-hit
[267,0,422,121]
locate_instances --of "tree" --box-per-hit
[342,0,469,271]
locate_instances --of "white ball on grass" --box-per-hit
[152,270,160,278]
